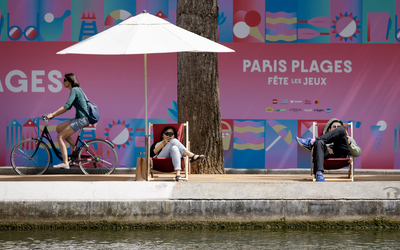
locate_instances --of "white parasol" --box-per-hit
[57,10,234,161]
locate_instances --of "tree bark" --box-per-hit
[177,0,225,174]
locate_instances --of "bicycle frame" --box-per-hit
[34,121,87,165]
[36,125,62,164]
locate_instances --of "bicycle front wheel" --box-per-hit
[78,139,117,175]
[11,138,51,175]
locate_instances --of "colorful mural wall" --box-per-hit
[1,0,400,169]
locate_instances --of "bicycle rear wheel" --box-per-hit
[11,138,51,175]
[78,139,117,175]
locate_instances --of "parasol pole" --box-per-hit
[144,53,149,180]
[144,53,148,137]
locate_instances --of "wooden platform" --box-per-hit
[1,173,400,182]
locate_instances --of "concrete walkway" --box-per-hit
[1,167,400,223]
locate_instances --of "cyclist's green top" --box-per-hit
[63,87,89,119]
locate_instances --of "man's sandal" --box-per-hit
[190,154,204,163]
[175,175,185,182]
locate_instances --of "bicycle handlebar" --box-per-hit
[42,114,49,123]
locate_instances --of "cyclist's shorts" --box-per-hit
[69,116,90,132]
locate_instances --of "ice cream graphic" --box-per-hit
[233,9,264,42]
[371,120,387,150]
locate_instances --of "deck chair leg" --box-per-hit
[311,150,316,182]
[311,161,316,182]
[150,159,154,178]
[311,160,313,176]
[350,158,354,181]
[184,157,189,181]
[348,165,351,179]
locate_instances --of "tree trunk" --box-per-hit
[177,0,225,174]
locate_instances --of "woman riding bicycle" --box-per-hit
[46,73,90,169]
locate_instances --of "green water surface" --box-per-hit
[1,229,400,249]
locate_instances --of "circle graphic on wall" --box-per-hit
[105,120,133,149]
[331,12,361,42]
[104,10,133,30]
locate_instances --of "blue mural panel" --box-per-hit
[265,0,298,43]
[232,119,265,168]
[297,0,330,43]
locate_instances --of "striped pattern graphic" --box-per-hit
[266,11,297,42]
[233,120,264,150]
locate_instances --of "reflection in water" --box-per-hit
[1,229,400,249]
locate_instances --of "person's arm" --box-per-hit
[47,88,76,119]
[348,137,362,157]
[47,88,77,119]
[63,88,78,110]
[47,106,68,119]
[152,140,168,155]
[150,142,157,157]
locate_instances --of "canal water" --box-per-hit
[1,229,400,249]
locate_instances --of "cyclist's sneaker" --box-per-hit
[53,163,70,169]
[295,137,313,152]
[316,172,326,182]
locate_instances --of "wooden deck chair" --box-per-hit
[147,122,190,181]
[311,121,354,182]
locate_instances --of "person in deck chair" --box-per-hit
[296,118,361,182]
